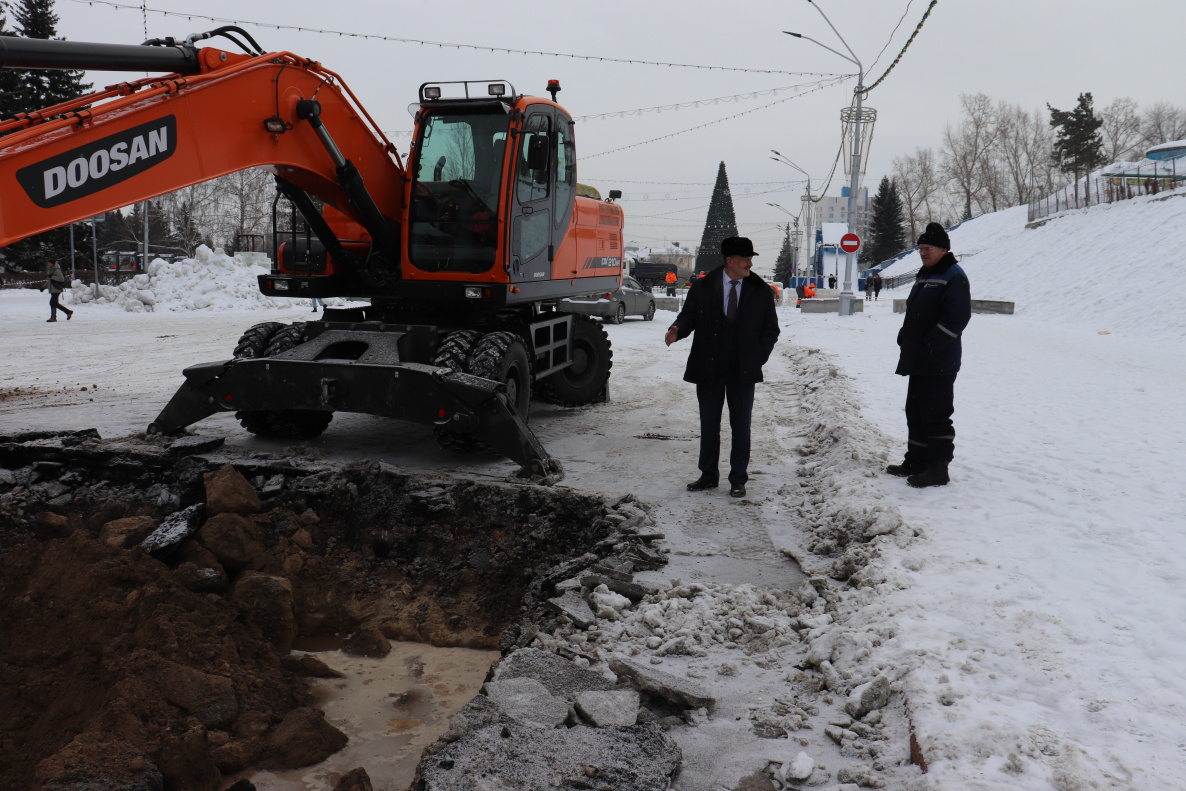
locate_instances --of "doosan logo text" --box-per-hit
[17,115,177,209]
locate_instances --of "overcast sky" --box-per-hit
[49,0,1186,271]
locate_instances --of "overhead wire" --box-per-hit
[584,76,852,160]
[572,80,835,122]
[63,0,845,77]
[860,0,938,95]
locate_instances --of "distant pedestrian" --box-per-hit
[311,297,325,312]
[873,272,882,301]
[665,237,779,498]
[665,270,678,296]
[44,260,72,322]
[887,223,971,488]
[864,274,874,301]
[828,274,837,289]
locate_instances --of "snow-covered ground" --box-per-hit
[2,186,1185,789]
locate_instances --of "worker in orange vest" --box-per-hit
[665,270,678,296]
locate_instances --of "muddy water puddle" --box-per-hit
[229,642,499,790]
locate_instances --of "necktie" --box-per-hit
[727,279,739,322]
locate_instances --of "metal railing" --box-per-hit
[1028,173,1184,223]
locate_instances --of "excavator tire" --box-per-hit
[235,321,333,440]
[262,323,307,357]
[535,316,612,407]
[232,322,284,359]
[467,331,532,420]
[432,329,485,453]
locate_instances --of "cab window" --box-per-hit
[516,114,551,204]
[409,111,508,273]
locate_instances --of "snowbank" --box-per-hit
[65,245,323,312]
[882,186,1186,340]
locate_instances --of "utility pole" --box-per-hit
[770,150,814,281]
[142,200,150,270]
[786,0,868,315]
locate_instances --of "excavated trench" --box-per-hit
[0,430,632,791]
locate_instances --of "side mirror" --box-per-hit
[526,135,549,171]
[607,190,622,202]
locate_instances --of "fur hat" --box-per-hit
[918,222,950,249]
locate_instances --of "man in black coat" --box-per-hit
[888,222,971,487]
[665,237,780,497]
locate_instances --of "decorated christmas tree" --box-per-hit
[694,162,739,275]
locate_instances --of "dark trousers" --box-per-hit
[904,374,957,464]
[49,292,71,319]
[696,379,755,485]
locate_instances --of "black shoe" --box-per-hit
[907,462,950,488]
[729,484,746,498]
[886,459,926,477]
[686,476,718,492]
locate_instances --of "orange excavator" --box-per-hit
[0,28,629,477]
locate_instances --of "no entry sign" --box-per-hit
[840,233,861,254]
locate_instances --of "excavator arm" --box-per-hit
[0,35,404,273]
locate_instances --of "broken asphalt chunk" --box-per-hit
[608,657,716,713]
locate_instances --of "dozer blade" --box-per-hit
[147,358,560,480]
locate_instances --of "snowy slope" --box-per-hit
[882,187,1186,340]
[789,188,1186,788]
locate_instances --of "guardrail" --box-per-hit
[1028,174,1185,223]
[0,270,143,289]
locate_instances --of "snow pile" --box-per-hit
[881,186,1186,340]
[65,245,307,312]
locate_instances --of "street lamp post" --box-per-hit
[770,151,815,280]
[786,0,865,316]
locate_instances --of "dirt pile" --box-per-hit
[0,431,620,790]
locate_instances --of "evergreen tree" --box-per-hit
[772,224,794,285]
[0,0,92,269]
[694,161,739,275]
[13,0,90,107]
[862,176,907,265]
[1048,93,1105,196]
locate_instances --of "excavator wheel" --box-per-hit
[432,329,486,453]
[535,316,612,407]
[232,322,284,359]
[235,321,333,440]
[262,323,307,357]
[467,331,532,420]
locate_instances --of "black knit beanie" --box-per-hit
[917,222,950,249]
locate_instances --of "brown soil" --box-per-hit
[0,439,613,790]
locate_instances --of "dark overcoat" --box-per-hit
[671,267,780,384]
[895,252,971,376]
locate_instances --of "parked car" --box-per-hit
[558,276,657,324]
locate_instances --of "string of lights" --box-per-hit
[579,178,805,187]
[63,0,846,77]
[572,80,832,122]
[860,0,938,95]
[584,76,852,160]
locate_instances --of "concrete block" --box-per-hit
[971,299,1014,314]
[894,298,1014,315]
[653,297,680,312]
[800,298,863,314]
[574,690,640,727]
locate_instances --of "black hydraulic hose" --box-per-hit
[0,37,200,74]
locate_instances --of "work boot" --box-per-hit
[907,462,950,488]
[885,459,925,477]
[686,476,719,492]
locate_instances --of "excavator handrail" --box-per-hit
[0,50,401,169]
[0,47,407,248]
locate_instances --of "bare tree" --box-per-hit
[893,146,940,241]
[1138,102,1186,151]
[157,180,219,255]
[215,168,274,253]
[941,94,1001,220]
[1100,97,1142,162]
